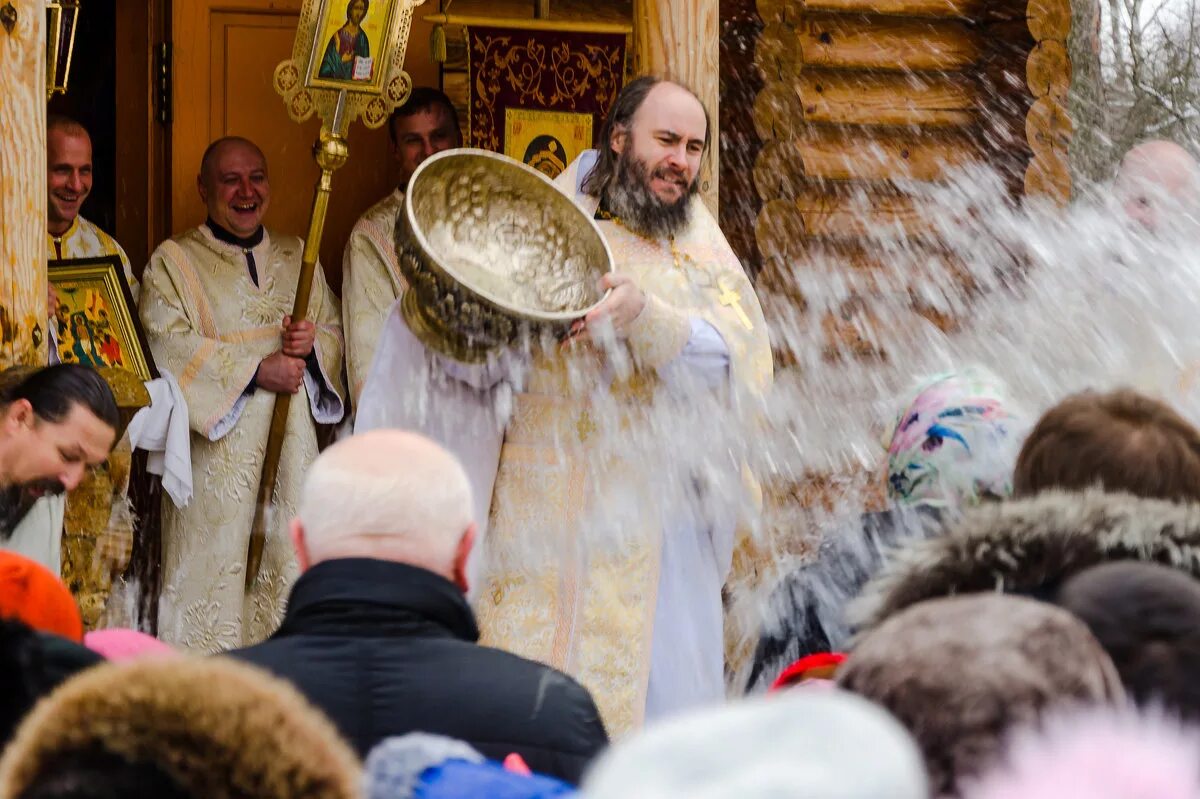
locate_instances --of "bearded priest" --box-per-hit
[139,137,345,651]
[357,77,773,736]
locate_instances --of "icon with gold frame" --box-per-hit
[49,256,157,383]
[274,0,421,128]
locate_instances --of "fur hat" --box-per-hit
[0,552,82,642]
[965,706,1200,799]
[837,593,1125,798]
[0,657,361,799]
[850,489,1200,634]
[583,690,927,799]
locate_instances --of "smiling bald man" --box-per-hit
[139,136,347,651]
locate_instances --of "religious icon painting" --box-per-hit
[49,256,157,382]
[505,109,593,180]
[305,0,402,92]
[466,25,628,155]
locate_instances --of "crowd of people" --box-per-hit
[7,370,1200,797]
[5,66,1200,798]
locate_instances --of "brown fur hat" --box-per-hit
[0,656,361,799]
[837,593,1124,798]
[849,489,1200,635]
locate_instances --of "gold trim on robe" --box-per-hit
[139,226,345,651]
[474,156,773,737]
[342,188,409,406]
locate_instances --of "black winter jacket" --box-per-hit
[228,558,608,783]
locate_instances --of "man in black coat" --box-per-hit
[228,430,608,784]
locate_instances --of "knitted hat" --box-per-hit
[0,657,361,799]
[584,690,927,799]
[769,652,847,692]
[84,628,174,661]
[363,734,576,799]
[883,367,1026,510]
[965,706,1200,799]
[838,594,1124,798]
[0,551,82,642]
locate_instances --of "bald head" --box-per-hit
[198,136,266,186]
[1115,140,1200,232]
[293,431,477,587]
[197,136,271,238]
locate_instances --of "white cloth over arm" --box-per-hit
[646,317,737,722]
[354,302,510,532]
[126,370,194,508]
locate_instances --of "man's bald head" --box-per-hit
[197,136,271,238]
[198,136,266,188]
[293,430,477,586]
[1115,140,1200,232]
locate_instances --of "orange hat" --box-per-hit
[0,551,83,641]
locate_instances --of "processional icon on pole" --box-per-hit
[244,0,425,587]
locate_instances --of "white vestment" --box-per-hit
[358,152,773,733]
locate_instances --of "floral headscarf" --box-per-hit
[884,368,1026,509]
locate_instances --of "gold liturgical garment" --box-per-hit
[139,226,345,651]
[342,188,408,406]
[48,215,139,300]
[473,157,774,737]
[43,217,140,627]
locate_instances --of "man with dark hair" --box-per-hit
[358,76,773,733]
[1013,388,1200,503]
[140,136,345,650]
[341,88,462,405]
[1055,561,1200,722]
[0,365,119,573]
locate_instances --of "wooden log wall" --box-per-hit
[0,0,48,367]
[752,0,1073,365]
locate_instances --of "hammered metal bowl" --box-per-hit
[395,148,614,362]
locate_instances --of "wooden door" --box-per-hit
[171,0,403,294]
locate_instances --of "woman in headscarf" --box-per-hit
[745,367,1028,692]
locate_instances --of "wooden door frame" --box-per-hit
[114,0,170,279]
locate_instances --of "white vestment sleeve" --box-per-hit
[355,302,508,532]
[646,316,738,721]
[304,340,345,424]
[658,317,732,392]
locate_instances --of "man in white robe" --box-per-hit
[341,88,461,406]
[139,137,345,650]
[46,115,138,300]
[358,78,773,734]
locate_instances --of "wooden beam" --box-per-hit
[797,13,980,72]
[793,127,981,181]
[796,70,976,127]
[634,0,720,215]
[793,189,938,240]
[759,0,1028,22]
[1026,39,1071,99]
[0,0,47,366]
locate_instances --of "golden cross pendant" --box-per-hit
[717,276,754,331]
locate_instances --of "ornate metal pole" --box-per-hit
[247,113,349,588]
[245,0,422,587]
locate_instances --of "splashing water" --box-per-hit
[731,161,1200,690]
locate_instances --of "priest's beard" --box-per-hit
[603,148,697,240]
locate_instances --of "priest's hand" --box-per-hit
[47,282,59,320]
[566,272,646,344]
[256,351,306,394]
[281,315,316,358]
